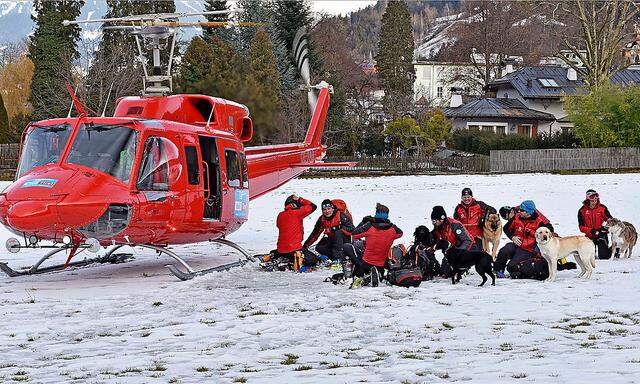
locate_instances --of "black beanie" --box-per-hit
[431,206,447,220]
[285,195,299,208]
[321,199,334,209]
[461,187,473,197]
[499,206,512,220]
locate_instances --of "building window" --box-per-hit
[561,126,571,134]
[467,125,480,131]
[467,123,507,134]
[481,125,494,133]
[538,78,559,88]
[518,124,533,137]
[496,126,506,135]
[463,87,470,94]
[437,86,443,98]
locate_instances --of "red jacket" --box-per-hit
[303,211,355,248]
[433,217,473,251]
[578,201,611,239]
[351,218,403,267]
[453,199,494,238]
[276,198,316,253]
[504,212,551,252]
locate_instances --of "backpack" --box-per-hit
[387,244,423,287]
[332,199,353,222]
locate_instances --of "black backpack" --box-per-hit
[387,244,423,287]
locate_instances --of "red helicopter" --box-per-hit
[0,11,352,280]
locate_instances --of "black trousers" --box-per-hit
[342,243,385,278]
[275,249,319,266]
[593,237,612,259]
[494,242,536,274]
[315,231,349,262]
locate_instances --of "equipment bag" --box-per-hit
[332,199,353,222]
[387,267,423,287]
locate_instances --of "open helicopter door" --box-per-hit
[198,136,222,220]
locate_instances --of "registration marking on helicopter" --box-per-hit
[21,179,58,188]
[234,189,249,218]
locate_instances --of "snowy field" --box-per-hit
[1,173,640,384]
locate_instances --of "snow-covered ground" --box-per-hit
[1,173,640,384]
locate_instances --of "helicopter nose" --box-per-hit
[6,198,108,233]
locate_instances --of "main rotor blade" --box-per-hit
[63,10,232,26]
[156,21,265,28]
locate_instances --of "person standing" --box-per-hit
[578,189,613,259]
[453,187,495,249]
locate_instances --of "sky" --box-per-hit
[310,0,377,16]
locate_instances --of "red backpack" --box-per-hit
[332,199,353,222]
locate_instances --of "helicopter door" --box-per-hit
[198,136,221,220]
[222,148,248,221]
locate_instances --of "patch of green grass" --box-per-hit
[401,353,422,360]
[250,310,268,316]
[196,366,209,372]
[580,342,595,348]
[294,365,312,371]
[141,331,152,338]
[569,321,590,328]
[627,358,640,363]
[200,319,216,325]
[12,375,29,382]
[233,377,247,383]
[240,367,258,373]
[122,367,143,374]
[435,348,445,354]
[281,354,299,365]
[173,332,185,337]
[169,378,179,383]
[327,362,342,369]
[607,318,624,325]
[14,370,28,376]
[441,322,454,329]
[435,371,450,379]
[401,380,418,384]
[605,328,628,336]
[152,301,163,307]
[588,334,598,340]
[148,361,167,372]
[500,343,513,351]
[512,372,527,379]
[61,354,80,360]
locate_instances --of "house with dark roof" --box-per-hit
[445,65,640,137]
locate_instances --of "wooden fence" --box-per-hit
[490,147,640,173]
[324,155,490,173]
[0,143,19,170]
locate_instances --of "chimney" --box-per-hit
[501,58,516,77]
[450,87,463,108]
[567,67,577,81]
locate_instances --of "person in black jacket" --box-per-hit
[303,199,355,262]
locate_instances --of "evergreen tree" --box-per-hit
[246,28,281,144]
[28,0,84,120]
[202,0,234,44]
[0,93,9,144]
[375,0,415,119]
[198,37,245,101]
[179,37,216,93]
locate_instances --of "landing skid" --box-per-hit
[0,245,133,277]
[164,239,255,281]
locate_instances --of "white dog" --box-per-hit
[535,227,596,282]
[607,218,637,258]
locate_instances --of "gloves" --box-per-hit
[435,239,450,252]
[591,228,608,238]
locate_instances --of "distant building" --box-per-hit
[413,61,481,106]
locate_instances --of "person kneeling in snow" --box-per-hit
[430,205,476,277]
[303,199,354,264]
[494,200,575,280]
[262,195,318,272]
[344,203,403,288]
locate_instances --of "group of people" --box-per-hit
[266,187,613,286]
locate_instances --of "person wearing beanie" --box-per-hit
[453,187,496,249]
[272,195,318,270]
[345,203,403,287]
[304,198,355,262]
[494,200,576,280]
[578,189,613,259]
[431,205,474,252]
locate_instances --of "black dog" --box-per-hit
[436,240,495,286]
[407,226,440,280]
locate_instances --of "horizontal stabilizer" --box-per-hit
[290,162,357,168]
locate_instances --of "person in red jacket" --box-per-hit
[344,203,402,287]
[274,194,317,268]
[453,188,495,249]
[303,199,354,263]
[578,189,612,259]
[431,205,475,252]
[494,200,575,279]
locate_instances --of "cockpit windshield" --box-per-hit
[16,124,72,178]
[66,124,138,183]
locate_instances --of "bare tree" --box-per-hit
[545,0,640,88]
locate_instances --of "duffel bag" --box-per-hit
[388,267,423,287]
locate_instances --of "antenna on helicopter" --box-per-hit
[101,82,115,117]
[63,10,241,97]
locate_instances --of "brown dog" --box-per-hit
[482,213,502,260]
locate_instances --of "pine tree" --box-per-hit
[198,37,245,101]
[202,0,234,44]
[28,0,84,120]
[179,37,216,93]
[375,0,415,119]
[246,28,281,144]
[0,93,9,144]
[272,0,319,78]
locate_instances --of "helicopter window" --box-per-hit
[17,124,72,178]
[66,124,138,183]
[240,153,249,189]
[137,136,181,191]
[184,146,200,185]
[224,150,241,188]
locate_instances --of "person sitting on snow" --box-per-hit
[303,199,354,264]
[344,203,403,288]
[430,205,476,277]
[494,200,575,280]
[453,187,496,250]
[578,189,612,259]
[271,194,318,271]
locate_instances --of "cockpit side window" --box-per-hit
[17,124,71,178]
[137,137,182,191]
